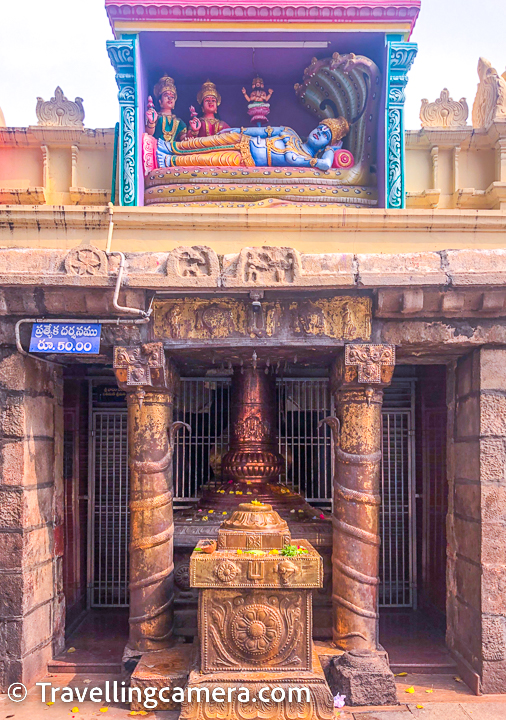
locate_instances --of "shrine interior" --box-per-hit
[57,355,451,675]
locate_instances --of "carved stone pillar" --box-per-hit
[113,343,188,656]
[324,344,397,707]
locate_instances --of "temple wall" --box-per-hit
[0,351,65,692]
[447,349,506,694]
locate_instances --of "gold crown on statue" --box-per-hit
[197,80,221,106]
[154,76,177,101]
[321,116,350,145]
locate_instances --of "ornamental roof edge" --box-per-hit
[104,0,421,36]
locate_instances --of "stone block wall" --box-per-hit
[447,348,506,693]
[0,349,64,691]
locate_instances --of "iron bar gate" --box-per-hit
[89,377,416,608]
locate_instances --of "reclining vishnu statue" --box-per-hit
[156,117,350,171]
[143,74,352,173]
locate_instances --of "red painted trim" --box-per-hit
[105,0,421,32]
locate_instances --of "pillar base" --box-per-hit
[329,649,398,707]
[130,644,194,711]
[180,648,334,720]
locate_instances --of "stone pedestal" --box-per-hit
[181,502,334,720]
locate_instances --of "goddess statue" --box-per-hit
[145,76,187,143]
[156,117,349,170]
[187,81,230,138]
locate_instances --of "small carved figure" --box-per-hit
[276,560,298,585]
[187,80,230,138]
[242,77,273,125]
[145,76,187,142]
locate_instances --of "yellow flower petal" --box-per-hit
[67,647,76,654]
[47,702,55,706]
[100,708,109,713]
[405,687,415,694]
[416,705,424,710]
[426,688,434,694]
[222,511,227,515]
[208,509,214,513]
[454,676,463,683]
[395,672,408,677]
[202,516,208,521]
[71,708,79,713]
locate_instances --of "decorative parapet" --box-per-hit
[105,0,421,32]
[472,58,506,129]
[107,38,137,206]
[36,87,85,127]
[420,89,468,128]
[385,40,417,209]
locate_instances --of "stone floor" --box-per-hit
[2,674,506,720]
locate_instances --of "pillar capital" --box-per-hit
[331,344,396,395]
[113,342,179,402]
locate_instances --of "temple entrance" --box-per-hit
[58,363,450,674]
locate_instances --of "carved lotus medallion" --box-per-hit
[231,603,282,657]
[215,560,239,583]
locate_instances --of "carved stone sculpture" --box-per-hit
[181,503,334,720]
[420,89,469,128]
[472,58,506,129]
[166,246,220,287]
[36,87,85,127]
[64,246,108,276]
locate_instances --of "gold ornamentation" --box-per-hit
[321,116,350,145]
[65,246,107,276]
[154,299,246,341]
[420,89,469,128]
[345,344,396,384]
[154,75,177,101]
[36,86,84,127]
[197,80,221,106]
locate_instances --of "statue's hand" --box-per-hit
[189,116,201,133]
[146,95,157,126]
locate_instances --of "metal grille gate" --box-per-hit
[89,378,416,608]
[89,411,129,607]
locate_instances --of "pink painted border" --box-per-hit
[106,0,421,33]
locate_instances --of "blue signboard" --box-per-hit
[29,323,101,354]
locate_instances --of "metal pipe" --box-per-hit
[109,251,151,319]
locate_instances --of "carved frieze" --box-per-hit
[153,296,371,345]
[64,246,108,276]
[222,246,354,288]
[345,343,396,384]
[36,86,85,127]
[420,89,469,128]
[166,246,220,287]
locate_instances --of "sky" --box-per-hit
[0,0,504,131]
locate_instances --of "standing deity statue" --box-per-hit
[156,117,350,171]
[187,81,230,138]
[145,76,187,143]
